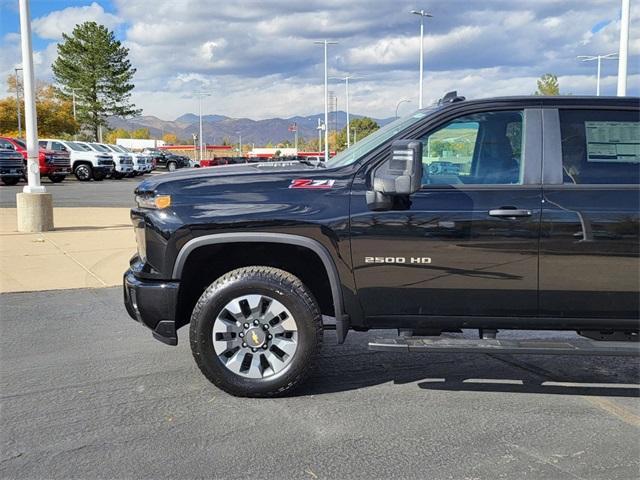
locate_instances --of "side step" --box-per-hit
[368,337,640,356]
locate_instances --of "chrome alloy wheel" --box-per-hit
[212,294,298,379]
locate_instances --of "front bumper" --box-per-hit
[123,268,180,345]
[0,166,24,177]
[95,165,114,174]
[115,164,133,173]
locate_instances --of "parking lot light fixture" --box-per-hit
[411,9,433,109]
[577,53,618,96]
[18,0,44,195]
[395,99,411,118]
[315,40,338,162]
[14,67,23,138]
[195,92,211,160]
[331,75,353,148]
[617,0,630,96]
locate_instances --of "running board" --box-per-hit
[368,337,640,356]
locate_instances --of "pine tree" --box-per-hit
[52,21,141,140]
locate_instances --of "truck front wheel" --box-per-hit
[189,266,323,397]
[1,177,20,186]
[48,174,65,183]
[74,163,92,181]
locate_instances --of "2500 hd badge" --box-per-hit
[364,256,432,264]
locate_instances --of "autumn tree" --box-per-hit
[535,73,560,96]
[104,128,130,143]
[53,22,141,140]
[162,133,178,144]
[0,76,78,137]
[130,128,150,139]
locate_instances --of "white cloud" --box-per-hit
[32,2,122,40]
[1,0,638,121]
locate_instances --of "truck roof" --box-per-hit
[428,95,639,112]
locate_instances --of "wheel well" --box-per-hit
[73,160,92,170]
[175,242,334,330]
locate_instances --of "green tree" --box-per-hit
[336,117,380,151]
[534,73,560,96]
[52,21,140,140]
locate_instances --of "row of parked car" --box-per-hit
[0,137,195,186]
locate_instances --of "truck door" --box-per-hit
[350,108,543,324]
[540,108,640,321]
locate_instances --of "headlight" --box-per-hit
[135,194,171,209]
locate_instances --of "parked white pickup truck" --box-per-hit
[77,142,133,179]
[107,144,151,176]
[39,139,114,181]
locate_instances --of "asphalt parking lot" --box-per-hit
[1,287,639,479]
[0,173,152,208]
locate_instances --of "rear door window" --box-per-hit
[559,109,639,185]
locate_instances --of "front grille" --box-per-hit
[0,158,23,168]
[51,156,70,167]
[98,159,115,166]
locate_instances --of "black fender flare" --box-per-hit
[171,232,349,343]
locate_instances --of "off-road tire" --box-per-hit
[74,163,92,181]
[190,266,323,397]
[48,174,65,183]
[1,177,20,186]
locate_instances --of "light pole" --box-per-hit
[617,0,630,96]
[192,133,198,162]
[70,87,78,139]
[17,0,53,233]
[577,54,617,96]
[395,99,411,118]
[195,92,211,160]
[331,75,353,148]
[14,67,23,138]
[236,131,242,155]
[411,9,432,109]
[314,40,338,162]
[317,119,324,152]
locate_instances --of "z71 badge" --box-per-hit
[289,179,335,189]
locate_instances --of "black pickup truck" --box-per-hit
[0,147,25,185]
[124,94,640,397]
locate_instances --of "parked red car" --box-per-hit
[0,137,71,183]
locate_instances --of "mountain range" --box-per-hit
[108,111,395,146]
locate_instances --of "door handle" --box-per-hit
[489,208,532,218]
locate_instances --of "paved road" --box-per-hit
[0,173,165,208]
[1,288,638,479]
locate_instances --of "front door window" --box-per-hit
[421,110,524,185]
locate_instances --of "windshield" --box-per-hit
[326,109,434,168]
[66,141,89,152]
[14,139,26,149]
[90,143,111,152]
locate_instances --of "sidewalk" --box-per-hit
[0,208,135,293]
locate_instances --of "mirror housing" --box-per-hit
[366,139,423,211]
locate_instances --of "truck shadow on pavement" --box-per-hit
[298,343,640,398]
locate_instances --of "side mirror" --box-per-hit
[366,139,423,211]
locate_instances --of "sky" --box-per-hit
[0,0,638,121]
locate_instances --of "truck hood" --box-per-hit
[136,161,324,194]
